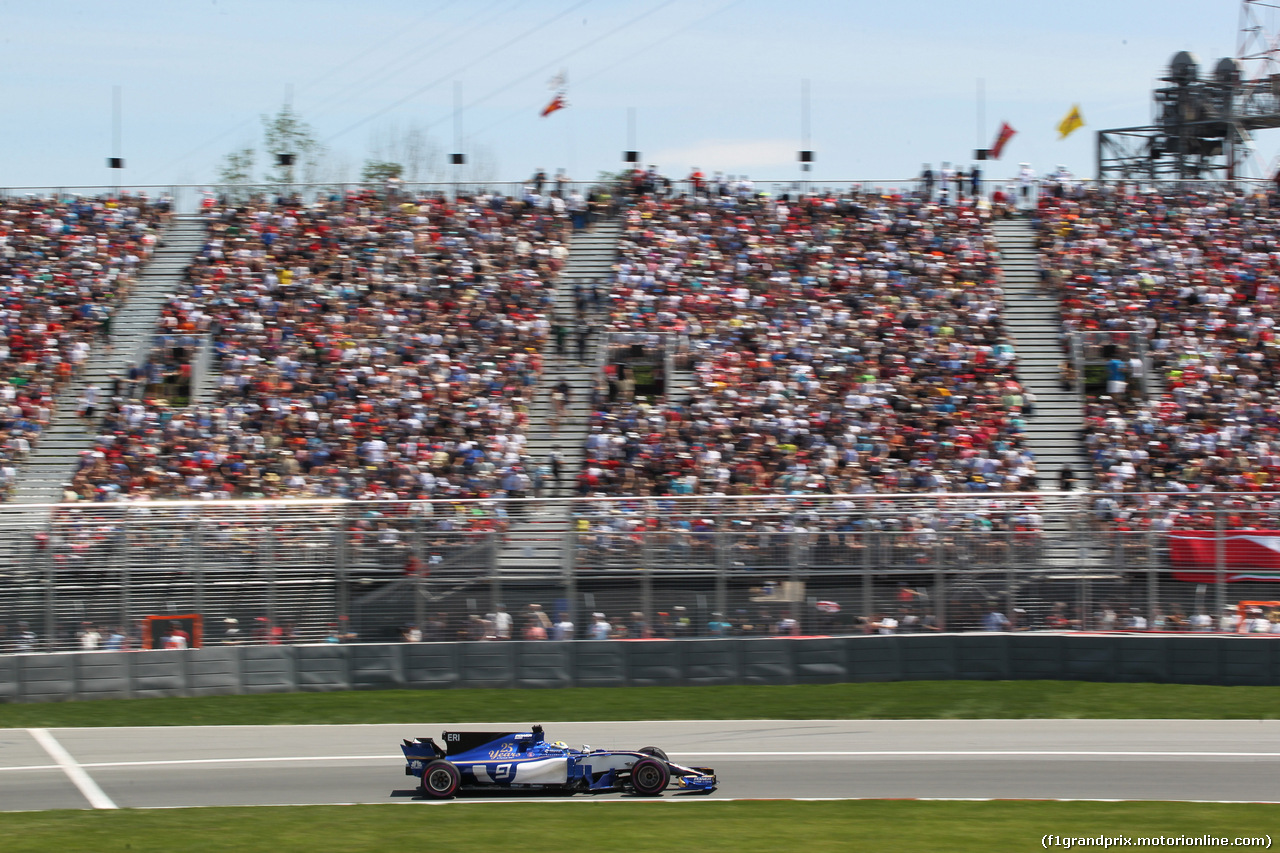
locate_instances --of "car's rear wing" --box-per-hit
[402,738,445,759]
[440,724,546,756]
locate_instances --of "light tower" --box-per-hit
[1097,1,1280,179]
[1237,0,1280,82]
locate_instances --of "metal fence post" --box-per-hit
[42,521,56,651]
[861,530,873,622]
[1005,525,1017,620]
[413,506,426,633]
[1214,503,1226,616]
[563,506,578,638]
[714,522,728,625]
[1147,523,1159,628]
[788,526,802,629]
[935,567,947,631]
[265,508,277,629]
[335,501,350,625]
[641,524,653,630]
[714,509,733,630]
[192,506,204,619]
[489,528,502,621]
[1080,570,1093,631]
[121,513,132,638]
[1077,507,1091,629]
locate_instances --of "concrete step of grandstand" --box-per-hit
[500,218,624,571]
[992,218,1117,572]
[990,217,1091,488]
[9,215,208,505]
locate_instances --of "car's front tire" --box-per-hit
[629,757,670,796]
[638,746,669,762]
[420,759,461,799]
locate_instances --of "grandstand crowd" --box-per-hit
[1038,184,1280,493]
[63,188,570,504]
[578,184,1038,500]
[0,194,168,499]
[1033,182,1280,560]
[8,172,1280,649]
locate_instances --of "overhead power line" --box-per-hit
[467,0,747,141]
[301,0,515,128]
[137,0,459,182]
[324,0,593,145]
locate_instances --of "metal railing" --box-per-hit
[2,492,1280,652]
[2,177,1275,216]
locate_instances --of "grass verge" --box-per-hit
[0,801,1271,853]
[0,681,1277,728]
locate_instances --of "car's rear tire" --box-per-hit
[638,746,669,762]
[629,757,670,796]
[420,759,461,799]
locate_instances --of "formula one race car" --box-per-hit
[401,725,716,799]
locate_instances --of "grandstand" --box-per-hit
[2,176,1280,652]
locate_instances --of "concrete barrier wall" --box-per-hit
[1,634,1277,703]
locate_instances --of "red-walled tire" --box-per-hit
[420,759,461,799]
[629,757,670,796]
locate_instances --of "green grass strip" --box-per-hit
[0,801,1273,853]
[1,681,1277,728]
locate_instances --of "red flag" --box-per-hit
[1168,530,1280,582]
[540,94,566,118]
[990,121,1016,159]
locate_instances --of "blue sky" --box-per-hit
[0,0,1259,188]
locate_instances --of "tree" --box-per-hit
[361,159,404,184]
[596,168,632,185]
[366,121,443,184]
[262,104,323,185]
[217,147,256,185]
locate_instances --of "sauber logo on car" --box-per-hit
[487,746,518,759]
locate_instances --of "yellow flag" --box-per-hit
[1058,104,1084,139]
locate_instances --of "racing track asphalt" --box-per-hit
[0,720,1277,812]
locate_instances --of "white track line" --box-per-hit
[5,797,1277,813]
[22,718,1277,732]
[677,751,1280,758]
[0,749,1273,775]
[128,796,1280,810]
[27,729,117,810]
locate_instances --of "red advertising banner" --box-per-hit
[1168,530,1280,582]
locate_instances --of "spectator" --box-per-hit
[523,613,548,640]
[982,609,1010,631]
[552,611,574,640]
[15,621,35,652]
[492,603,512,640]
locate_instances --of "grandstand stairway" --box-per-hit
[9,214,208,504]
[499,218,624,572]
[991,217,1089,486]
[991,216,1106,576]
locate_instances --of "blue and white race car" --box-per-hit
[401,725,717,798]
